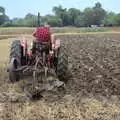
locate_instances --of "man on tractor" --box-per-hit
[32,26,52,53]
[29,26,55,69]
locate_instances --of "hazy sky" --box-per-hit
[1,0,120,19]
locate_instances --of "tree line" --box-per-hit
[0,2,120,27]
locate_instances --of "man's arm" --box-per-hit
[33,28,37,37]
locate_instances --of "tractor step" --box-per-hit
[7,65,34,73]
[7,65,28,72]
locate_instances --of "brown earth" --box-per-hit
[110,27,120,32]
[0,33,120,120]
[56,33,120,96]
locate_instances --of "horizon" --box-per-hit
[1,0,120,19]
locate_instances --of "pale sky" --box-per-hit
[1,0,120,19]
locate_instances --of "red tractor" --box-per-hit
[8,14,68,95]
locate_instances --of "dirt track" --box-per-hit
[1,33,120,120]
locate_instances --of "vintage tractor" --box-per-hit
[8,13,68,96]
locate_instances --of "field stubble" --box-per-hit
[0,33,120,119]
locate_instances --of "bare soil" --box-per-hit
[0,33,120,120]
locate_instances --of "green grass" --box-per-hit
[53,27,110,33]
[0,27,34,35]
[0,27,111,35]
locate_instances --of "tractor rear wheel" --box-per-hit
[9,40,21,83]
[56,46,68,81]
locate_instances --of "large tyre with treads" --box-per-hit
[9,40,21,83]
[56,45,68,81]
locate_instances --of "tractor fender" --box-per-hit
[52,39,60,50]
[21,39,28,56]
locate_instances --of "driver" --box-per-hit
[32,26,52,54]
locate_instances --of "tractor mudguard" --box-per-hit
[52,39,60,50]
[21,39,28,57]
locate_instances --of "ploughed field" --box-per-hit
[58,33,120,96]
[0,33,120,120]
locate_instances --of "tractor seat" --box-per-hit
[35,41,50,47]
[33,41,50,53]
[39,42,50,45]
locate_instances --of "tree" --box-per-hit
[93,8,106,25]
[0,6,5,14]
[83,3,106,26]
[68,8,81,25]
[25,13,35,19]
[43,15,62,27]
[11,18,24,27]
[83,8,94,26]
[47,16,62,27]
[0,6,9,25]
[1,3,120,27]
[52,5,69,26]
[75,15,85,27]
[115,14,120,26]
[24,13,37,27]
[94,2,102,9]
[103,12,116,26]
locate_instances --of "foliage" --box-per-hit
[103,12,116,26]
[115,14,120,26]
[75,15,85,27]
[0,2,120,27]
[67,8,81,26]
[0,6,9,25]
[47,16,62,27]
